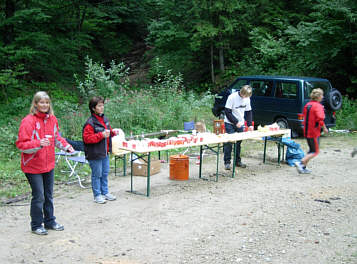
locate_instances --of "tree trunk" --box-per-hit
[4,0,15,46]
[210,43,215,84]
[78,6,87,33]
[219,47,225,72]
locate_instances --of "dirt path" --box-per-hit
[1,136,356,264]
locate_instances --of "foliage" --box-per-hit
[0,65,28,102]
[1,0,357,98]
[335,96,357,130]
[74,56,130,101]
[53,101,87,140]
[105,68,214,136]
[0,119,20,161]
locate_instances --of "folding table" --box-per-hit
[115,129,291,197]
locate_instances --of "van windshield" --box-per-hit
[304,81,331,99]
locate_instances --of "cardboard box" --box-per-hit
[132,159,161,177]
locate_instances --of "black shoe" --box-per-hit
[236,161,247,168]
[224,163,231,170]
[32,226,48,235]
[45,222,64,231]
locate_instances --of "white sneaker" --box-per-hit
[103,193,116,201]
[294,161,304,174]
[302,168,312,174]
[94,195,106,204]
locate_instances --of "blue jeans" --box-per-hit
[25,170,56,230]
[223,122,244,164]
[88,156,110,198]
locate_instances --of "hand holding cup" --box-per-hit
[102,129,110,138]
[40,136,51,147]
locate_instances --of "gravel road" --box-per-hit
[0,135,356,264]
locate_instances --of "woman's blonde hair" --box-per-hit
[240,85,253,97]
[29,91,54,115]
[310,88,324,101]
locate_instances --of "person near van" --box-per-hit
[16,91,75,235]
[83,96,124,204]
[223,85,254,170]
[295,88,328,174]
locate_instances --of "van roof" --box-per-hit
[237,75,330,82]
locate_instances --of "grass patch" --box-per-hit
[0,160,30,198]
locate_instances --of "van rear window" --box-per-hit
[304,81,331,98]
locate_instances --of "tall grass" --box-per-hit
[0,84,214,199]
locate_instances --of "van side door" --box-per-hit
[274,80,300,122]
[249,79,274,126]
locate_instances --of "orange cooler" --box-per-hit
[169,155,189,180]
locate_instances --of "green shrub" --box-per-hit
[74,56,130,101]
[335,96,357,130]
[53,101,87,140]
[0,119,21,160]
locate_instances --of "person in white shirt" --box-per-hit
[223,85,254,170]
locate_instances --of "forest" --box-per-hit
[1,0,357,99]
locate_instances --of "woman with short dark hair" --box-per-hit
[83,96,123,204]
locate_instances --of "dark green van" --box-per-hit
[216,75,342,137]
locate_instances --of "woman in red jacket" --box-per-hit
[16,91,74,235]
[295,88,328,174]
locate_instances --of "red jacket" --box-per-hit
[16,112,70,174]
[83,114,114,152]
[303,101,325,138]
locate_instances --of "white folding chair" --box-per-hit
[55,150,89,188]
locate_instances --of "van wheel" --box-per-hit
[275,117,288,129]
[275,117,298,138]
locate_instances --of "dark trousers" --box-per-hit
[25,169,56,230]
[223,122,244,164]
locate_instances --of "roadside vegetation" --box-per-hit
[0,61,214,199]
[1,59,356,199]
[1,1,356,200]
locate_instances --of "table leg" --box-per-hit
[263,137,267,163]
[281,144,285,160]
[123,154,127,176]
[199,146,203,179]
[114,156,117,176]
[278,143,281,164]
[130,153,133,192]
[216,144,220,182]
[147,152,151,197]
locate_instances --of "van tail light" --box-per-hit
[333,111,336,117]
[297,113,304,120]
